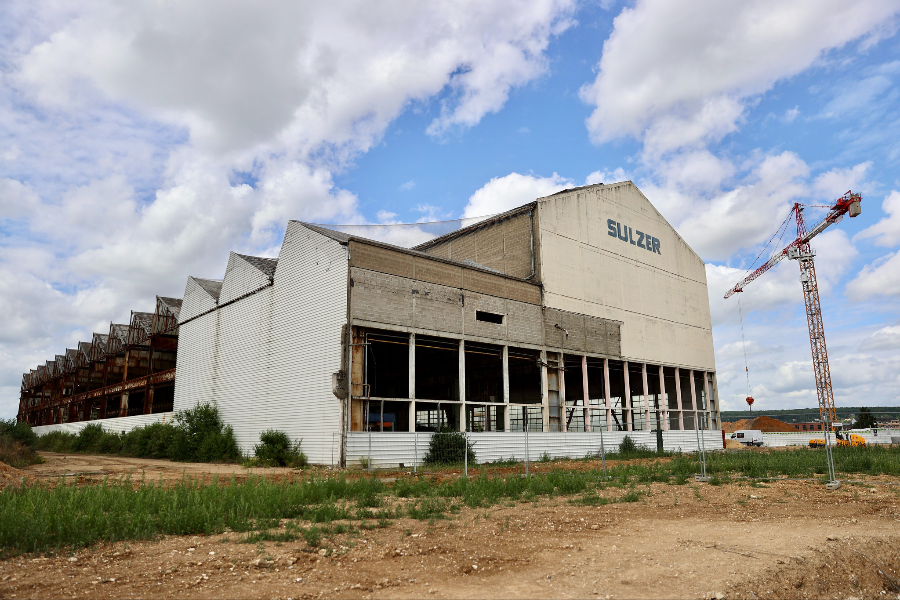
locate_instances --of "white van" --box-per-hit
[730,430,764,447]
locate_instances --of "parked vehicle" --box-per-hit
[730,430,764,447]
[809,432,866,448]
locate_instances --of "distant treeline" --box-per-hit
[720,406,900,423]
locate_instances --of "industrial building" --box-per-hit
[19,181,720,464]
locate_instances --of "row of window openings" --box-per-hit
[362,401,713,433]
[363,332,714,407]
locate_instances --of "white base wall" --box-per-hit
[33,413,175,437]
[346,430,725,469]
[761,430,897,447]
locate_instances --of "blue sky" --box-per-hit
[2,0,900,418]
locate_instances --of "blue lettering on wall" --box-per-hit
[606,218,661,255]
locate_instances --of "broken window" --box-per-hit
[607,360,626,431]
[646,366,663,431]
[509,405,543,432]
[678,369,695,429]
[415,336,459,401]
[663,367,679,430]
[694,371,707,411]
[507,347,541,404]
[415,402,460,432]
[585,358,606,406]
[465,342,503,403]
[564,356,586,432]
[366,330,409,399]
[628,362,646,430]
[466,404,505,432]
[475,311,504,324]
[365,399,410,432]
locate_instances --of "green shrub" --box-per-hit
[254,430,308,467]
[618,435,637,455]
[0,420,37,448]
[0,438,43,469]
[34,430,77,453]
[422,427,475,465]
[168,404,240,463]
[73,423,106,453]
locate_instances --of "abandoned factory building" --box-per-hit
[19,181,719,464]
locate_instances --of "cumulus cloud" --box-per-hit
[580,0,900,153]
[863,324,900,351]
[462,172,571,218]
[846,250,900,300]
[855,190,900,247]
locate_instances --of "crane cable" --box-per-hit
[738,295,751,398]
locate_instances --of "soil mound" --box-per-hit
[0,460,32,490]
[721,416,796,433]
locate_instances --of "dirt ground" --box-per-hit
[2,453,900,600]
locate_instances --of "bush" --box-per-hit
[254,430,308,467]
[168,404,240,462]
[422,426,475,465]
[34,430,77,453]
[0,438,42,469]
[0,420,37,448]
[619,435,637,455]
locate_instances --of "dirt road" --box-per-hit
[2,455,899,599]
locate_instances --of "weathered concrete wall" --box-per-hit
[536,182,715,371]
[417,209,535,279]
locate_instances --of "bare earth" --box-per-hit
[2,453,899,600]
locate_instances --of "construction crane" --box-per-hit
[724,191,861,487]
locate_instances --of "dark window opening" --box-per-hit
[564,356,586,431]
[608,359,626,431]
[465,342,503,403]
[586,357,606,406]
[679,369,695,429]
[415,336,459,401]
[364,399,410,432]
[152,385,175,414]
[127,392,145,417]
[646,366,663,431]
[628,362,646,430]
[663,366,678,429]
[508,347,541,404]
[415,402,460,432]
[366,330,409,399]
[475,310,504,324]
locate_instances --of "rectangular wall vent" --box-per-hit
[475,311,504,324]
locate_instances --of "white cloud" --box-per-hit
[783,106,800,123]
[399,180,416,192]
[580,0,900,153]
[0,178,41,219]
[863,324,900,351]
[846,250,900,300]
[462,172,571,218]
[855,190,900,247]
[585,167,628,185]
[812,162,870,201]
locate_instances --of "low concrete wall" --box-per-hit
[760,430,897,447]
[32,413,175,437]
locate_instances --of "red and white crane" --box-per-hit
[724,191,862,431]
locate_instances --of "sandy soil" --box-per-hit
[2,455,899,599]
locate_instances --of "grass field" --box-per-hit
[2,444,898,556]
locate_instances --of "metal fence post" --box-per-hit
[525,427,529,476]
[694,421,710,482]
[367,430,372,472]
[598,421,607,480]
[464,431,468,477]
[414,431,417,474]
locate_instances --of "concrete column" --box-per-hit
[502,345,510,432]
[459,339,466,432]
[623,361,632,432]
[582,355,591,433]
[659,365,668,431]
[408,333,415,432]
[642,363,650,431]
[540,350,549,432]
[603,358,612,432]
[559,352,567,433]
[675,367,684,430]
[689,369,699,431]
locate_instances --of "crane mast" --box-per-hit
[724,191,862,429]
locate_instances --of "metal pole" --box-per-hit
[414,431,417,474]
[598,415,607,480]
[525,424,529,476]
[367,430,372,472]
[464,430,468,477]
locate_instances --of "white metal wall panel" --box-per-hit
[266,223,348,464]
[33,412,175,436]
[219,253,271,304]
[347,430,724,468]
[173,277,220,413]
[761,431,895,447]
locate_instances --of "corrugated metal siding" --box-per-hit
[267,223,347,464]
[173,277,219,412]
[33,412,174,436]
[761,431,895,447]
[347,430,724,468]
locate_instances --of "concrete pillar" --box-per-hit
[623,361,632,432]
[559,352,567,433]
[675,367,684,430]
[603,358,612,432]
[459,339,466,432]
[659,365,668,431]
[408,333,416,432]
[540,350,549,432]
[642,363,650,431]
[582,355,591,433]
[502,345,510,432]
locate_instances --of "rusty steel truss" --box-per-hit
[17,296,182,426]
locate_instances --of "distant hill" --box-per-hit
[720,406,900,423]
